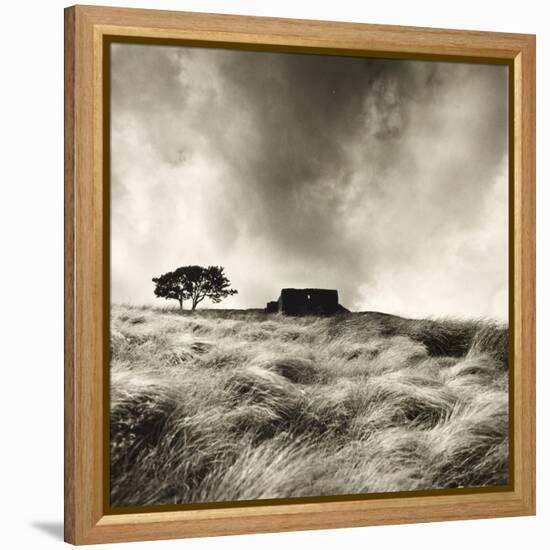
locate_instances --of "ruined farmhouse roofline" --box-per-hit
[265,287,348,316]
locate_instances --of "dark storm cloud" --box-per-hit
[110,43,508,319]
[201,53,445,303]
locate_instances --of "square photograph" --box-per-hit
[108,42,509,508]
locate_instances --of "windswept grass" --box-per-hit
[110,305,509,507]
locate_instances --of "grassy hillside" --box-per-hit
[110,305,509,507]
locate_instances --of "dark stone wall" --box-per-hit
[265,301,279,313]
[278,288,339,315]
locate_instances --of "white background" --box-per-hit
[0,0,547,548]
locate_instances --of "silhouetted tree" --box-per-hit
[152,265,238,310]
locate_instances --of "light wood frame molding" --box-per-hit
[64,4,536,545]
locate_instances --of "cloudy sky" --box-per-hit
[110,43,508,321]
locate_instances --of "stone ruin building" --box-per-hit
[265,288,347,315]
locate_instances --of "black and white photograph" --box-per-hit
[109,42,509,508]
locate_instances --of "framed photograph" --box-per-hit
[64,5,536,545]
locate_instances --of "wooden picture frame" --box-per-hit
[64,4,536,545]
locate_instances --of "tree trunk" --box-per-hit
[178,298,183,310]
